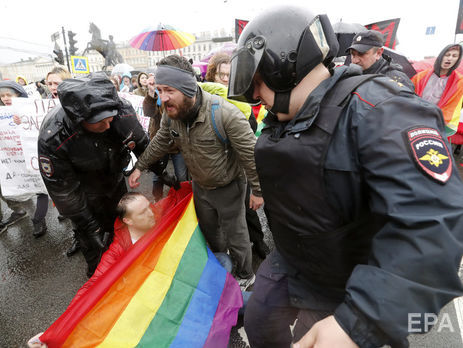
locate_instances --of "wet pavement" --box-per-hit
[1,163,463,347]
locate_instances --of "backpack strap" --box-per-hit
[210,95,229,145]
[324,73,381,107]
[314,74,381,135]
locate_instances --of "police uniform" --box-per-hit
[228,6,463,347]
[38,76,149,276]
[245,65,463,347]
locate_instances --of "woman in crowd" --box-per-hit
[133,72,148,97]
[45,67,71,99]
[10,68,74,245]
[15,75,28,86]
[0,81,37,235]
[119,73,133,93]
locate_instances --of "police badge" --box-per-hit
[39,156,54,178]
[404,126,452,184]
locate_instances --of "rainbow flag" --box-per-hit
[40,183,243,347]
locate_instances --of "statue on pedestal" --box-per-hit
[83,23,124,70]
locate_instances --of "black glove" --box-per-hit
[159,170,180,190]
[87,227,105,250]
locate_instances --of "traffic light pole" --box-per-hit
[61,26,71,72]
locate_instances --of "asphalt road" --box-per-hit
[1,163,463,347]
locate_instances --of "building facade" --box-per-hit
[0,29,233,81]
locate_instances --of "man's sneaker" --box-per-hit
[33,220,47,238]
[0,222,7,235]
[4,210,27,227]
[237,274,256,291]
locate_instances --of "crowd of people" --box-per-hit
[0,4,462,348]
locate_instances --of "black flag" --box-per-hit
[365,18,400,49]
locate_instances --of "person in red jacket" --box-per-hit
[27,191,166,348]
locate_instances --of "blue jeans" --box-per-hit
[152,153,188,183]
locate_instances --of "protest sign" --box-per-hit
[23,83,43,99]
[0,98,59,198]
[118,92,150,132]
[0,104,42,199]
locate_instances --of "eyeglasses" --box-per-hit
[216,72,230,80]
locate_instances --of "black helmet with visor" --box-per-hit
[228,6,339,114]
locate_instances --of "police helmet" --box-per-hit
[228,6,339,113]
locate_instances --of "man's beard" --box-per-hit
[165,95,195,120]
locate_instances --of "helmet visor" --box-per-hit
[228,42,265,104]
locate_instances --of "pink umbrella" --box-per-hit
[200,42,237,63]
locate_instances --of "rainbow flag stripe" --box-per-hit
[40,185,242,347]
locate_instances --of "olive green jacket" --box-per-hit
[136,89,261,195]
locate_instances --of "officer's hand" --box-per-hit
[160,170,180,190]
[87,228,105,250]
[28,333,47,348]
[249,194,264,211]
[129,168,142,188]
[293,315,358,348]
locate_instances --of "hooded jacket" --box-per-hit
[15,75,28,85]
[0,80,28,105]
[412,44,463,135]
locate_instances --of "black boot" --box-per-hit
[33,220,47,238]
[66,235,80,257]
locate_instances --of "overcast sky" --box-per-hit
[0,0,461,64]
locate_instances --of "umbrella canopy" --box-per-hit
[200,42,237,63]
[333,22,367,57]
[192,61,208,79]
[333,22,366,34]
[130,23,195,51]
[383,47,416,78]
[111,63,134,76]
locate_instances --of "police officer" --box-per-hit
[347,30,414,91]
[228,6,463,348]
[38,74,150,277]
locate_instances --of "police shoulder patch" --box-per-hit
[39,156,54,178]
[404,126,452,184]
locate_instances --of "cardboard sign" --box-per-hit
[23,83,42,99]
[0,98,60,198]
[118,92,150,132]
